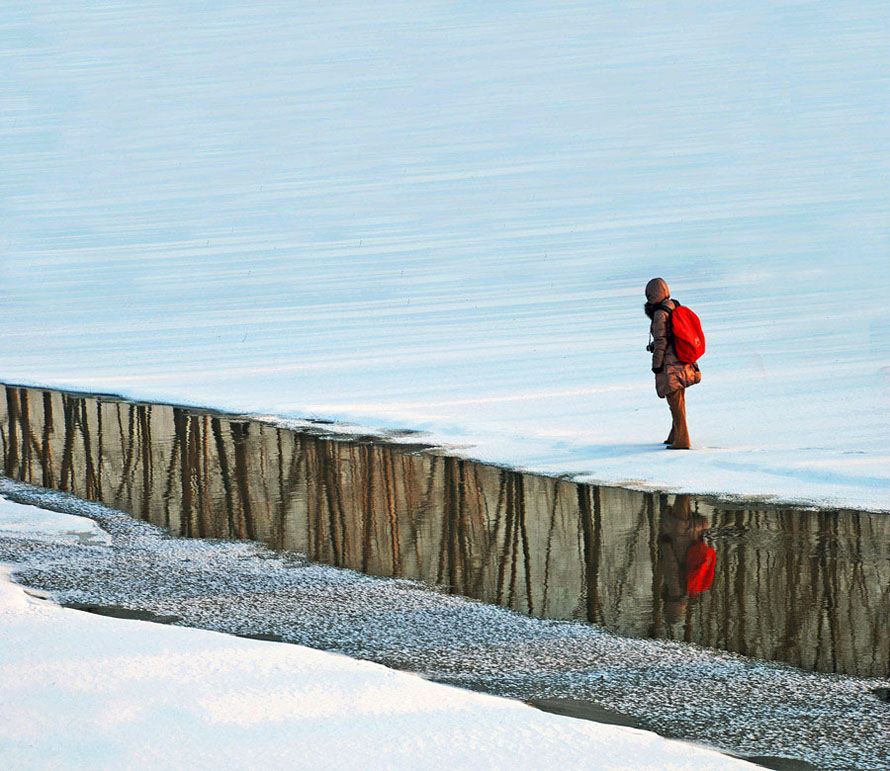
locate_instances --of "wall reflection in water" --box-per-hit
[2,384,888,677]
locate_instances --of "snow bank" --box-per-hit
[2,1,888,510]
[0,505,755,770]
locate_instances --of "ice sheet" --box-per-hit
[0,498,110,544]
[2,1,888,511]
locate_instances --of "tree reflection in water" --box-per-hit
[2,383,888,677]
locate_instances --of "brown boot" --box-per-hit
[664,427,676,445]
[666,389,690,449]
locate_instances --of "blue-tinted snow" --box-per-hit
[1,1,888,509]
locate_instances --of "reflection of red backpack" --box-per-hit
[686,541,716,595]
[668,302,706,364]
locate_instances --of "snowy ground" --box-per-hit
[2,1,889,511]
[0,496,764,770]
[3,6,886,768]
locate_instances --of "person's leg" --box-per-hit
[664,386,677,443]
[666,389,690,449]
[664,393,677,444]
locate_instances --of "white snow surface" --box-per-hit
[0,506,753,770]
[0,498,110,544]
[2,1,889,510]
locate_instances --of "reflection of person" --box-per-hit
[644,278,701,449]
[657,495,715,624]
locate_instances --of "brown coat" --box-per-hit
[646,279,701,399]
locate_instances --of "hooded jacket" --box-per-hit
[646,278,701,398]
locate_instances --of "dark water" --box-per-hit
[2,383,889,678]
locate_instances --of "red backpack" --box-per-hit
[668,301,706,364]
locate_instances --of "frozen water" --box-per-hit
[0,497,110,545]
[1,1,889,510]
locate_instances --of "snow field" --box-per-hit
[1,1,889,509]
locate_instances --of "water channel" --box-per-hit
[2,383,888,680]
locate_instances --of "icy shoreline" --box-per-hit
[0,496,759,770]
[2,482,888,770]
[5,377,889,514]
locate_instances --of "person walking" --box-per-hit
[645,277,701,449]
